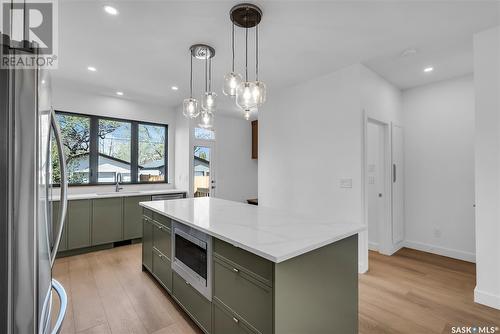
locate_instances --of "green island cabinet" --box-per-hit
[52,192,185,257]
[141,207,359,334]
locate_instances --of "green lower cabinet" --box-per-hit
[172,272,212,334]
[152,248,172,292]
[123,196,151,240]
[213,257,273,334]
[52,201,68,252]
[213,301,256,334]
[153,222,171,258]
[92,197,123,245]
[142,217,153,271]
[67,200,91,249]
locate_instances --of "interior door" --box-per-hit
[392,124,404,245]
[193,143,215,197]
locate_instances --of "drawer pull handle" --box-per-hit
[232,317,239,323]
[185,281,190,286]
[232,268,239,273]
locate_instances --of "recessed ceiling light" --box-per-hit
[87,66,97,72]
[116,91,124,96]
[401,48,418,57]
[423,67,434,73]
[171,86,179,91]
[41,79,46,84]
[104,5,118,15]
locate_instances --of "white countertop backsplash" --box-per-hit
[140,197,365,263]
[51,184,186,201]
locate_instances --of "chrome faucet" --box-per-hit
[115,173,124,192]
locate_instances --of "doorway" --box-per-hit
[366,120,389,252]
[193,143,215,197]
[364,118,404,257]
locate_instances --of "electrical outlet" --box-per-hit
[433,227,442,238]
[340,178,353,188]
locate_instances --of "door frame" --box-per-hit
[363,115,396,261]
[192,140,215,197]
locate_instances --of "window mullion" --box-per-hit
[90,117,99,184]
[131,122,139,183]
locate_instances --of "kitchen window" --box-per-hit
[51,111,168,185]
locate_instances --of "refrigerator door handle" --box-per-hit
[50,109,68,266]
[50,279,67,334]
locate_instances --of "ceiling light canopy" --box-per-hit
[182,44,216,128]
[424,66,434,73]
[87,66,97,72]
[116,91,123,96]
[171,86,179,91]
[104,5,118,16]
[223,3,266,119]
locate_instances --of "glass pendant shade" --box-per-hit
[199,110,214,128]
[236,81,258,110]
[201,91,217,111]
[223,72,242,96]
[183,98,199,119]
[252,81,266,106]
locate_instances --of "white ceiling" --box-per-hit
[55,1,499,112]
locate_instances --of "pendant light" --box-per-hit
[225,3,266,116]
[201,53,217,112]
[183,44,216,122]
[182,49,199,118]
[223,22,242,96]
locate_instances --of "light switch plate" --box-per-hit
[340,178,353,188]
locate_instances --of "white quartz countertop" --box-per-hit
[52,188,187,201]
[140,197,365,263]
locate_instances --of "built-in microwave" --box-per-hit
[171,221,212,300]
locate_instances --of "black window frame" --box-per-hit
[54,110,168,186]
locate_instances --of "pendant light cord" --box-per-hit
[231,22,235,72]
[256,24,259,81]
[189,50,193,98]
[204,48,208,92]
[245,26,248,81]
[209,58,212,91]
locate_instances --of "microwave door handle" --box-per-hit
[50,109,68,266]
[50,279,68,334]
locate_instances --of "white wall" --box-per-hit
[474,26,500,310]
[215,116,258,203]
[52,77,178,192]
[259,64,402,272]
[402,75,475,262]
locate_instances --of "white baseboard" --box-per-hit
[368,242,379,251]
[474,287,500,310]
[404,240,476,263]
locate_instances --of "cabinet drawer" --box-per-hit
[152,248,172,293]
[213,300,257,334]
[153,222,171,259]
[143,208,153,219]
[214,239,273,286]
[172,272,211,334]
[153,212,171,228]
[213,257,273,334]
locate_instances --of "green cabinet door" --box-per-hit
[67,200,91,249]
[123,196,151,240]
[142,217,153,271]
[172,272,212,334]
[92,198,123,245]
[51,201,68,252]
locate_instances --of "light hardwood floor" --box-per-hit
[52,244,500,334]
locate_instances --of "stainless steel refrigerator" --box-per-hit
[1,33,69,334]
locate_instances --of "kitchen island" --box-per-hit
[139,197,364,334]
